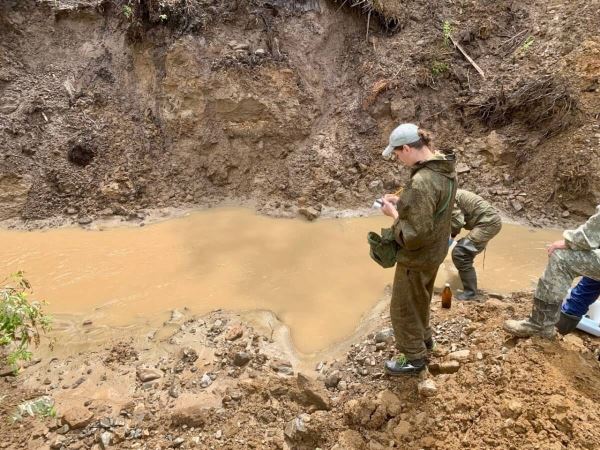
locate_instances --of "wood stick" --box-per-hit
[449,36,486,79]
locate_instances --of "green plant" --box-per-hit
[442,20,453,47]
[518,36,535,53]
[122,4,133,20]
[0,272,52,372]
[431,61,449,77]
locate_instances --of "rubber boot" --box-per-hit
[457,269,478,301]
[503,297,559,338]
[555,311,582,335]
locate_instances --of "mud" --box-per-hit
[0,208,561,354]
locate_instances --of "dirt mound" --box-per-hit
[0,0,598,229]
[2,293,600,449]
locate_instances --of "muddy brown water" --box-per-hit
[1,208,561,354]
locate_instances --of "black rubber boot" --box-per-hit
[457,269,478,301]
[556,311,582,335]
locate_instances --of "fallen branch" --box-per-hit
[449,36,485,79]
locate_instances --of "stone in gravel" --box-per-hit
[169,386,180,398]
[296,373,331,410]
[215,430,222,439]
[431,360,460,374]
[230,390,243,401]
[418,379,437,397]
[393,420,411,440]
[99,431,113,449]
[225,325,243,341]
[338,381,348,391]
[375,328,394,344]
[270,359,294,375]
[336,429,365,449]
[56,424,69,435]
[99,417,112,428]
[448,350,470,362]
[324,371,341,389]
[62,405,94,429]
[136,367,163,382]
[200,373,212,388]
[171,405,210,427]
[50,436,67,449]
[233,352,251,366]
[172,437,185,448]
[299,207,319,221]
[82,319,93,326]
[456,163,470,174]
[377,390,402,417]
[78,216,93,225]
[369,180,383,192]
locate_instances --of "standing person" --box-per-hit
[450,189,502,300]
[504,205,600,338]
[379,123,456,374]
[557,277,600,334]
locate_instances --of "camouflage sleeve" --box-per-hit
[451,205,464,237]
[392,175,437,250]
[563,205,600,251]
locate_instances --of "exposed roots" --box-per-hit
[467,75,581,138]
[332,0,403,33]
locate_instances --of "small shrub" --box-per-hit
[0,272,52,372]
[518,36,535,54]
[442,20,453,47]
[122,4,133,20]
[431,61,450,77]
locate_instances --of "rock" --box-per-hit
[99,417,112,428]
[169,386,180,398]
[474,131,512,163]
[233,352,251,366]
[66,207,77,215]
[393,420,411,440]
[215,430,222,439]
[501,400,523,418]
[62,405,94,429]
[448,350,471,362]
[324,371,341,389]
[50,436,67,449]
[270,359,294,375]
[78,216,93,225]
[344,397,386,429]
[225,325,243,341]
[254,48,267,56]
[337,429,365,449]
[56,424,69,435]
[99,431,113,449]
[171,405,210,427]
[296,373,331,410]
[368,180,383,192]
[172,437,185,448]
[82,319,93,326]
[456,163,471,174]
[430,360,460,374]
[510,199,524,212]
[338,380,348,391]
[376,389,402,417]
[200,373,213,388]
[299,207,319,221]
[136,367,163,382]
[284,416,320,448]
[562,210,570,218]
[170,309,185,322]
[417,379,437,397]
[374,328,394,344]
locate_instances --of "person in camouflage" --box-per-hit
[379,123,456,374]
[504,205,600,337]
[450,189,502,300]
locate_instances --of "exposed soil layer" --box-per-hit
[2,292,600,450]
[1,0,599,229]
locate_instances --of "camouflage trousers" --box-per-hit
[535,249,600,305]
[390,264,438,360]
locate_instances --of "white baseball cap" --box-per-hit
[382,123,420,158]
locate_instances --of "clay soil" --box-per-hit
[2,292,600,450]
[0,0,599,229]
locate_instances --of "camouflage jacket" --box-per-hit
[392,153,457,270]
[451,189,501,236]
[564,205,600,253]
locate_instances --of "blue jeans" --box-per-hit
[562,277,600,317]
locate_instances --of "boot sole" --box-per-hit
[385,366,426,376]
